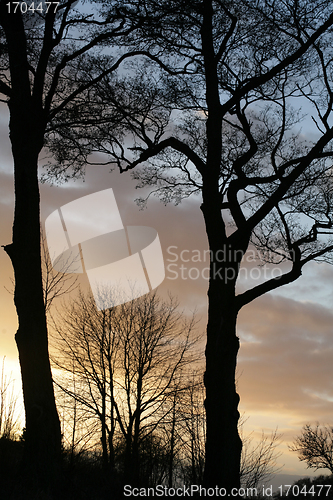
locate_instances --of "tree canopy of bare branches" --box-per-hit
[52,289,200,485]
[291,424,333,474]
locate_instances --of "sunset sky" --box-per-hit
[1,86,333,486]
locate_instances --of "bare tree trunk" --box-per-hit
[108,365,117,470]
[201,192,247,489]
[168,399,177,488]
[199,0,243,488]
[108,429,115,470]
[132,374,143,485]
[70,397,77,467]
[203,280,242,490]
[4,94,61,483]
[124,421,134,484]
[101,394,109,469]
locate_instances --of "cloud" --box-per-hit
[237,294,333,424]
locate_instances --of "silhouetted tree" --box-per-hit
[0,0,161,483]
[177,377,206,486]
[56,357,98,468]
[41,232,79,313]
[291,424,333,474]
[0,357,20,440]
[52,289,199,485]
[46,0,333,489]
[240,428,281,489]
[176,381,281,490]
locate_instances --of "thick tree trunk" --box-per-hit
[108,429,116,470]
[0,4,62,486]
[201,196,246,490]
[4,100,62,484]
[203,277,242,490]
[124,421,134,484]
[199,1,244,487]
